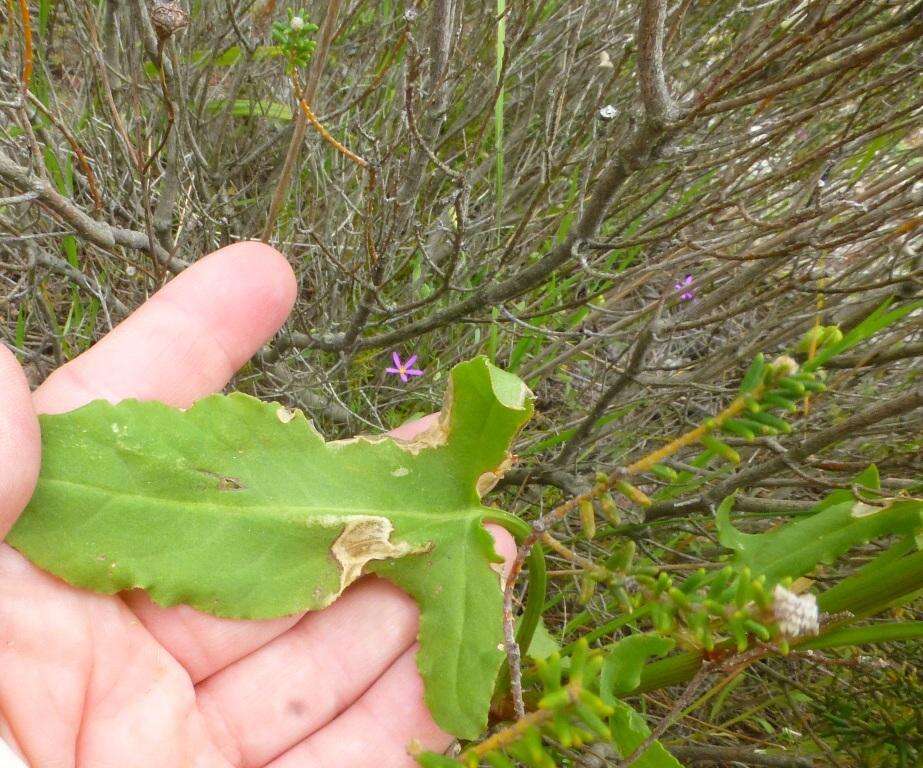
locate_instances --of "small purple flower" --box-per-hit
[385,352,424,383]
[674,274,695,302]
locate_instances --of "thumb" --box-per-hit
[0,345,40,539]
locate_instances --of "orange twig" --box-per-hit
[27,93,103,210]
[626,389,758,475]
[296,94,370,170]
[17,0,32,91]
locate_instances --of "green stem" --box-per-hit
[517,542,548,657]
[495,0,505,235]
[636,548,923,695]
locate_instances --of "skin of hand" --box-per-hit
[0,242,515,768]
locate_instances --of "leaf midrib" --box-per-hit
[36,475,481,524]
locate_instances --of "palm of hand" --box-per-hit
[0,244,512,768]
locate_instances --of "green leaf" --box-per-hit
[8,357,533,739]
[716,482,923,584]
[700,434,740,465]
[853,463,881,492]
[205,99,294,122]
[818,540,923,617]
[519,615,560,660]
[415,753,461,768]
[799,621,923,650]
[802,298,922,372]
[720,418,755,440]
[610,700,684,768]
[601,634,675,702]
[738,353,765,392]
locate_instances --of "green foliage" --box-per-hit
[6,1,923,763]
[717,480,923,585]
[417,640,684,768]
[205,99,294,122]
[271,9,319,72]
[799,621,923,650]
[8,357,533,739]
[802,298,923,373]
[796,324,843,355]
[438,336,921,759]
[600,634,674,699]
[523,617,562,660]
[609,701,683,768]
[495,0,506,231]
[651,353,826,502]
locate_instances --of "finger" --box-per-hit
[0,345,41,539]
[33,241,297,414]
[266,646,449,768]
[0,546,231,768]
[33,242,302,678]
[197,578,420,768]
[196,525,516,768]
[488,522,518,584]
[388,412,440,442]
[121,596,303,684]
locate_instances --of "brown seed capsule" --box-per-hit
[150,2,190,41]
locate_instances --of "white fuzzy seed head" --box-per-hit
[599,104,617,120]
[772,355,799,377]
[772,584,819,638]
[290,15,305,31]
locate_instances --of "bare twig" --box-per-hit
[261,0,344,241]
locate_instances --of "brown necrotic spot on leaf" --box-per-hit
[330,517,419,590]
[217,476,244,491]
[196,467,245,491]
[476,454,515,497]
[276,406,296,423]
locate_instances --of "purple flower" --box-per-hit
[674,274,695,302]
[385,352,424,383]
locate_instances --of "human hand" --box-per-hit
[0,243,514,768]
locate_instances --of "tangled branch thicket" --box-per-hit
[1,0,921,765]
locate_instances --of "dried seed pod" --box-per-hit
[150,2,190,42]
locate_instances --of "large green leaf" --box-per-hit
[8,357,533,739]
[716,477,923,584]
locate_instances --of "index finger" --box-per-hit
[33,241,297,414]
[0,345,40,538]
